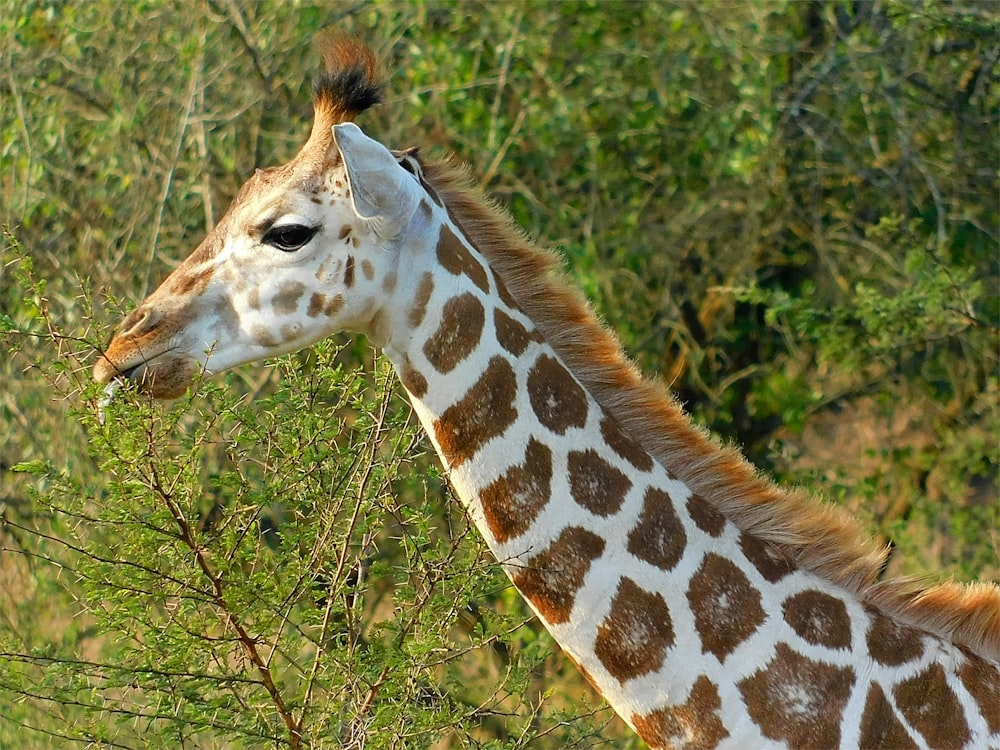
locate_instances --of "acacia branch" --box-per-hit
[147,463,302,748]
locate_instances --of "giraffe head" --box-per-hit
[93,37,425,398]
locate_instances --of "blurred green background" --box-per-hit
[1,1,997,747]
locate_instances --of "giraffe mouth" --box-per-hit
[94,357,153,424]
[118,363,142,381]
[93,342,201,408]
[93,347,169,387]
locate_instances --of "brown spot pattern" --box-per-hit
[272,281,305,315]
[423,293,486,374]
[421,179,444,208]
[959,653,1000,734]
[686,493,726,537]
[567,449,632,517]
[307,292,326,317]
[250,324,280,348]
[408,272,434,328]
[595,577,674,683]
[436,224,490,293]
[433,356,518,468]
[398,356,427,398]
[382,271,397,293]
[859,683,918,749]
[687,552,765,660]
[324,295,344,317]
[513,526,605,625]
[481,438,553,543]
[627,487,687,571]
[631,676,729,750]
[738,643,855,748]
[494,271,520,310]
[865,608,925,666]
[361,259,375,281]
[315,257,333,281]
[338,224,351,239]
[343,255,355,288]
[169,265,213,296]
[600,415,654,471]
[740,532,797,582]
[528,354,588,435]
[782,590,851,650]
[494,309,542,356]
[894,664,970,749]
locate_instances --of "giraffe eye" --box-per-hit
[262,223,318,252]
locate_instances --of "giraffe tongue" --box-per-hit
[97,380,123,425]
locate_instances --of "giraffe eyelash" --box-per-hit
[261,223,319,252]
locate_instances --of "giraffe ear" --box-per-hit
[333,123,421,238]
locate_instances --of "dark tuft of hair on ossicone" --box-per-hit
[311,31,383,124]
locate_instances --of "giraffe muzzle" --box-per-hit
[92,346,144,386]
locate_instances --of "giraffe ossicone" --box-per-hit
[94,35,1000,750]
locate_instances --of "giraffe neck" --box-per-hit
[375,196,1000,749]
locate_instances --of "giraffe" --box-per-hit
[93,36,1000,749]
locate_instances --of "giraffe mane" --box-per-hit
[417,156,1000,662]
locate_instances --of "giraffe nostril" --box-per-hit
[120,306,162,338]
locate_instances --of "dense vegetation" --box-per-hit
[2,2,996,747]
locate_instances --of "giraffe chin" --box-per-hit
[134,356,203,399]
